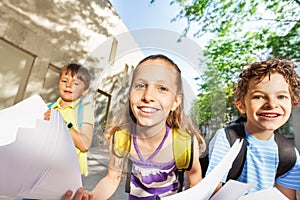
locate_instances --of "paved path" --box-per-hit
[81,143,127,199]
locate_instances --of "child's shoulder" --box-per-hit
[211,127,227,141]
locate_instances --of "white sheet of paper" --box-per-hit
[0,95,48,146]
[161,139,244,200]
[0,95,82,199]
[210,180,256,200]
[238,187,289,200]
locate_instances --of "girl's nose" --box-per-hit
[142,86,155,102]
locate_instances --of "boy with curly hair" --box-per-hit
[207,58,300,199]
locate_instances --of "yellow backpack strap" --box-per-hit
[112,129,131,158]
[173,128,194,171]
[173,128,193,192]
[112,129,132,193]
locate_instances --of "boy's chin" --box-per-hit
[61,97,76,102]
[245,121,283,132]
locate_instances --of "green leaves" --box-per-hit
[169,0,300,131]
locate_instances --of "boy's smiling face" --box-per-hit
[59,70,88,104]
[236,73,292,138]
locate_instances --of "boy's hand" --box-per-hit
[44,108,51,121]
[61,188,94,200]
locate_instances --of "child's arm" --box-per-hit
[275,183,296,200]
[274,148,299,200]
[44,108,93,152]
[69,123,93,152]
[186,135,203,187]
[92,142,124,200]
[92,166,122,200]
[60,139,122,200]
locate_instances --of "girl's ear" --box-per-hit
[171,95,182,111]
[235,100,246,114]
[82,88,89,96]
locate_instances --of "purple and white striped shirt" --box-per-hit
[128,157,178,199]
[128,125,179,199]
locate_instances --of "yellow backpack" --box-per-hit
[112,128,194,193]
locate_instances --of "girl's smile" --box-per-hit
[138,105,159,114]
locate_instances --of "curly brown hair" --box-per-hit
[235,57,300,108]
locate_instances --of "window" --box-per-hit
[41,64,60,103]
[0,39,35,109]
[109,38,118,65]
[94,89,111,132]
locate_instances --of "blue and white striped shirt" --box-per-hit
[206,128,300,193]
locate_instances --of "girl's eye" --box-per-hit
[158,86,168,92]
[136,83,145,89]
[61,79,67,83]
[74,82,80,86]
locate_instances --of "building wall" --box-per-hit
[0,0,144,131]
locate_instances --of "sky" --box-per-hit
[109,0,188,34]
[109,0,208,52]
[109,0,207,112]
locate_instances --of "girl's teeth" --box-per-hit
[141,107,156,113]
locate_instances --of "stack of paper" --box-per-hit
[0,95,82,199]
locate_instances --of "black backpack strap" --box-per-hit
[225,123,247,181]
[199,153,209,178]
[125,158,132,193]
[274,133,297,178]
[177,170,184,192]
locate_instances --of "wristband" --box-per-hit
[67,122,74,131]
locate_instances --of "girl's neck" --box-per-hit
[136,123,166,140]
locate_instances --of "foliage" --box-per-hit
[267,21,300,62]
[172,0,299,37]
[167,0,300,133]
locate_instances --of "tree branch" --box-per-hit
[249,18,300,23]
[294,0,300,6]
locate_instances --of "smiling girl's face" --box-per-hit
[129,59,182,128]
